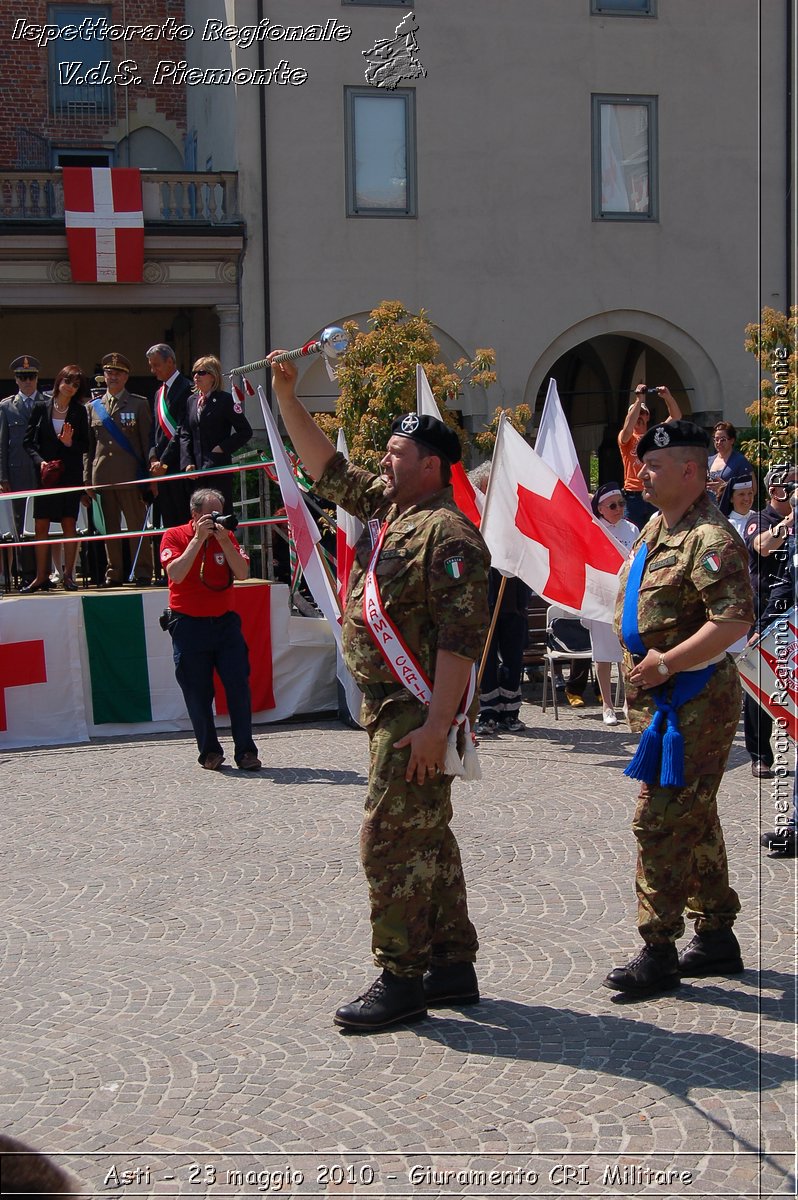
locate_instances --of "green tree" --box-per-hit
[472,404,534,457]
[316,300,496,472]
[741,305,797,472]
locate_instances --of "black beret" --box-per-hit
[636,419,710,460]
[390,412,462,464]
[591,481,623,518]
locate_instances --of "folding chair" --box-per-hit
[542,604,594,720]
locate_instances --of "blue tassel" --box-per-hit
[624,709,664,782]
[661,711,685,787]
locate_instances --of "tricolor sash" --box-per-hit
[621,543,718,787]
[155,384,178,442]
[90,397,147,474]
[363,519,479,780]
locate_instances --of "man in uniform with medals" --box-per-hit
[604,420,754,998]
[269,353,489,1031]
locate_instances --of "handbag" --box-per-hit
[40,459,65,488]
[548,617,591,654]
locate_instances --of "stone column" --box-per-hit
[215,304,241,376]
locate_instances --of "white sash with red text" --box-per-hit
[363,521,480,780]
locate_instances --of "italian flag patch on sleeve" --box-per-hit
[444,556,465,580]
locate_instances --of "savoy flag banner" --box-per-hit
[63,167,144,283]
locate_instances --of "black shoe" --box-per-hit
[334,970,427,1030]
[751,761,775,779]
[603,943,680,996]
[678,928,744,977]
[760,828,797,858]
[423,961,480,1007]
[20,579,52,594]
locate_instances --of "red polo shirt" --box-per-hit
[160,520,248,617]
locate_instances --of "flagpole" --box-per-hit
[477,575,507,689]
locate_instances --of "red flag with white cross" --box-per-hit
[480,415,625,620]
[63,167,144,283]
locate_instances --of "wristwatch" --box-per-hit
[656,653,670,677]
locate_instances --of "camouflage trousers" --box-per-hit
[632,774,741,943]
[360,693,479,977]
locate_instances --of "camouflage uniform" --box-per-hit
[615,493,754,943]
[315,453,489,977]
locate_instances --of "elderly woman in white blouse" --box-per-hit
[588,482,639,725]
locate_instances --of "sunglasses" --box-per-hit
[63,374,81,386]
[193,369,212,377]
[603,501,624,511]
[15,372,38,381]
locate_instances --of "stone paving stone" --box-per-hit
[0,703,794,1196]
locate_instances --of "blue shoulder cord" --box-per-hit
[621,543,717,788]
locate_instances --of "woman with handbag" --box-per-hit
[22,365,91,592]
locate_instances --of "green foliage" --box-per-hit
[741,306,797,472]
[317,300,497,472]
[472,404,533,457]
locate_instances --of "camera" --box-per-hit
[210,510,239,532]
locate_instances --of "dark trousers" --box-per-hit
[479,611,527,721]
[743,692,774,767]
[624,490,656,528]
[170,610,257,764]
[10,495,35,582]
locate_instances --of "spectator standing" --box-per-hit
[85,352,153,587]
[0,354,45,586]
[743,464,797,779]
[707,422,757,516]
[726,475,756,540]
[21,365,91,592]
[146,343,193,529]
[617,383,682,529]
[586,483,638,725]
[181,356,252,517]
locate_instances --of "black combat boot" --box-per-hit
[760,828,797,858]
[334,970,427,1030]
[423,961,480,1007]
[678,928,744,977]
[602,943,680,996]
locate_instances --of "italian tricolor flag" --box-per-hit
[81,585,275,725]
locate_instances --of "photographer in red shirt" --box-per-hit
[160,487,261,772]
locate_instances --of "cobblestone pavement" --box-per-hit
[0,693,795,1198]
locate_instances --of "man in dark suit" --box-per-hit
[146,342,193,529]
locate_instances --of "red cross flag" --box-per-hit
[416,365,482,526]
[257,386,343,645]
[63,167,144,283]
[0,598,88,747]
[480,414,624,620]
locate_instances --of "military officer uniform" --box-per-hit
[0,355,45,583]
[85,352,153,585]
[607,421,754,995]
[313,419,489,1025]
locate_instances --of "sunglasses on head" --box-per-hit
[15,372,37,381]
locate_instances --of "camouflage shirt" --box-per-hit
[615,493,754,773]
[315,453,490,688]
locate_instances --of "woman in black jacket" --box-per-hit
[22,364,91,592]
[181,354,252,515]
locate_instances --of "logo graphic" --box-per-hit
[702,552,721,574]
[400,413,420,433]
[444,557,465,580]
[362,11,426,90]
[653,427,670,448]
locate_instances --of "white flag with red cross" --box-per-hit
[63,167,144,283]
[416,365,482,526]
[0,598,88,747]
[481,415,625,620]
[535,377,591,509]
[257,387,343,645]
[335,429,364,606]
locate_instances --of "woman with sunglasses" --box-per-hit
[21,365,91,592]
[180,355,253,516]
[587,482,639,725]
[707,421,756,517]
